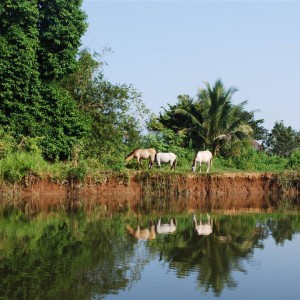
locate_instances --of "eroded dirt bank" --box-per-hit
[1,172,299,213]
[1,171,297,200]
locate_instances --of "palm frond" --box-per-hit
[214,133,232,142]
[174,108,208,143]
[174,108,203,128]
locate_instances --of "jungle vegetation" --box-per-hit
[1,0,300,183]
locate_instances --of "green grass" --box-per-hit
[0,147,298,184]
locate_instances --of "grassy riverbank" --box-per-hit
[0,148,299,198]
[0,147,297,182]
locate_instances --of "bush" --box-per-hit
[287,150,300,170]
[0,129,17,159]
[0,151,48,183]
[67,165,87,182]
[218,146,287,172]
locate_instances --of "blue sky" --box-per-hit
[81,0,300,131]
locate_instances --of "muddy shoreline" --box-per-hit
[1,171,298,199]
[1,172,299,213]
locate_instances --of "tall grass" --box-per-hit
[146,148,290,173]
[0,145,298,184]
[0,151,49,182]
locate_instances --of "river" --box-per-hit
[0,194,300,299]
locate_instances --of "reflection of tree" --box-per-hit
[2,207,300,299]
[267,217,297,245]
[67,221,152,299]
[148,216,266,296]
[0,221,84,299]
[135,194,190,216]
[0,211,148,300]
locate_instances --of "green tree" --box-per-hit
[64,50,149,168]
[85,79,145,165]
[37,0,89,160]
[62,49,101,111]
[266,121,300,157]
[37,0,87,80]
[195,80,253,155]
[155,80,253,155]
[0,0,89,161]
[149,95,201,149]
[0,0,42,137]
[37,83,91,161]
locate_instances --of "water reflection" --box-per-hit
[126,223,156,240]
[156,216,264,296]
[156,218,177,234]
[126,218,177,241]
[4,192,300,218]
[193,214,213,236]
[0,195,300,299]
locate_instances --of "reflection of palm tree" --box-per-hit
[268,218,294,245]
[148,216,264,296]
[195,237,238,295]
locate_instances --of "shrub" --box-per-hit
[0,151,48,183]
[0,129,17,159]
[67,164,87,182]
[287,149,300,170]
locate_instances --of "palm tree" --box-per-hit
[175,79,253,155]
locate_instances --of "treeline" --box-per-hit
[0,1,300,182]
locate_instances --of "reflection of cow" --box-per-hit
[126,224,156,240]
[193,214,212,236]
[156,218,177,234]
[126,218,177,240]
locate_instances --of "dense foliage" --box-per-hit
[0,0,89,160]
[63,50,148,169]
[265,121,300,157]
[0,1,300,181]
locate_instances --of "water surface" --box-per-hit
[0,196,300,299]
